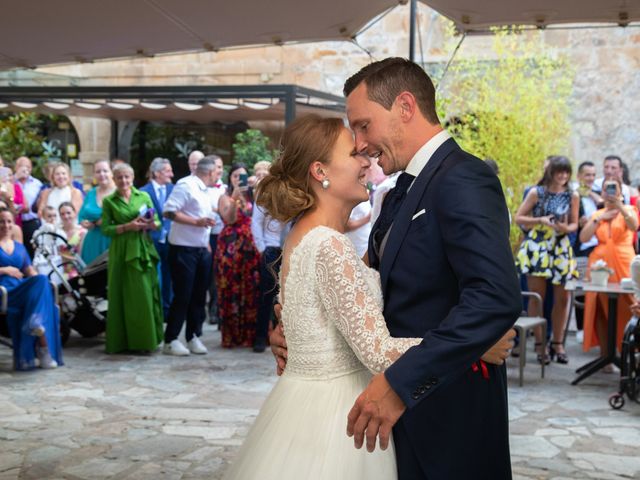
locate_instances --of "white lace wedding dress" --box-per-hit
[223,226,421,480]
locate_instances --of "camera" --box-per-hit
[604,181,617,196]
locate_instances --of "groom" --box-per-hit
[343,58,521,479]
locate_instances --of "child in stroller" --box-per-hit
[31,225,108,345]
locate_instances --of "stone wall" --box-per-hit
[37,4,640,180]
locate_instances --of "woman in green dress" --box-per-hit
[101,163,164,353]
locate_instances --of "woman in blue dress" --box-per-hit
[79,160,115,264]
[0,208,62,370]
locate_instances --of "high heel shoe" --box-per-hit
[549,342,569,364]
[534,342,550,365]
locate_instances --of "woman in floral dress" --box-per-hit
[216,163,260,348]
[515,156,579,364]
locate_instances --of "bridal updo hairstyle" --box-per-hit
[256,114,344,223]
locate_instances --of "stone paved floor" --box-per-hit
[1,324,638,480]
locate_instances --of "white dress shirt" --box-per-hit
[404,130,451,181]
[345,201,372,257]
[17,176,43,222]
[379,130,452,258]
[164,175,213,248]
[208,182,227,236]
[251,204,286,253]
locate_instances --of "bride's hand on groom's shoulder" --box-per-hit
[480,329,516,365]
[269,318,288,375]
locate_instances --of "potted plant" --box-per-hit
[590,260,613,287]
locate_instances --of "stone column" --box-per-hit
[67,116,112,184]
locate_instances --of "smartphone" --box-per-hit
[143,207,155,221]
[604,182,617,196]
[239,173,248,188]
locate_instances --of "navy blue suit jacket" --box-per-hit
[369,138,521,479]
[140,182,173,243]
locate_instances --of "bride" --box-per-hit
[223,115,507,479]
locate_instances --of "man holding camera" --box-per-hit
[162,156,219,356]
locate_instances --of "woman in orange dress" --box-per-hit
[579,177,638,370]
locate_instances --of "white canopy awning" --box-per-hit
[1,1,637,71]
[0,0,405,70]
[424,0,640,33]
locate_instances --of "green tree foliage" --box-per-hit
[437,27,573,248]
[232,129,276,171]
[0,113,44,164]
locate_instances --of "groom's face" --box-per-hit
[346,83,406,176]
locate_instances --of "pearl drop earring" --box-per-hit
[321,179,330,189]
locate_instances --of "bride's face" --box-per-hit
[325,128,371,205]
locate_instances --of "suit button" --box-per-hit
[417,386,426,394]
[424,384,431,390]
[429,377,438,385]
[412,393,420,400]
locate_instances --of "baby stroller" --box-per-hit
[609,315,640,409]
[31,230,108,345]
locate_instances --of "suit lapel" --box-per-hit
[380,138,459,292]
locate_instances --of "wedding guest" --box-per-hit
[515,156,579,364]
[0,207,62,370]
[58,202,86,279]
[38,163,83,221]
[593,155,630,204]
[14,157,42,258]
[101,163,163,354]
[579,177,638,372]
[216,163,260,348]
[31,206,64,279]
[78,160,115,264]
[140,157,174,319]
[0,201,23,243]
[206,155,226,324]
[0,166,22,224]
[573,161,602,340]
[251,166,287,353]
[163,157,218,356]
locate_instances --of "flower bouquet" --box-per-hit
[590,260,613,286]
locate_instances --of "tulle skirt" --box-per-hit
[223,368,398,480]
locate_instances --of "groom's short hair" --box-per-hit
[343,57,439,125]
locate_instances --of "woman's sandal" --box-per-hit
[535,342,550,365]
[549,342,569,364]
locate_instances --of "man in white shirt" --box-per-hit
[14,156,43,258]
[140,157,175,319]
[206,155,226,324]
[162,157,217,356]
[176,150,204,185]
[251,186,288,353]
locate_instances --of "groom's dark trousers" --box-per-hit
[369,138,521,480]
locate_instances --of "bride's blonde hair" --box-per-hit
[257,115,344,223]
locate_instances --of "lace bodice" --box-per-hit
[281,226,421,379]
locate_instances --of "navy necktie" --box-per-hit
[372,172,415,265]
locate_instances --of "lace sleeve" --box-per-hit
[315,234,422,373]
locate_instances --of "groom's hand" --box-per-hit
[347,373,405,452]
[269,316,287,376]
[480,329,516,365]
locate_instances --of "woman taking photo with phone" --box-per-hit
[515,156,579,364]
[215,163,261,348]
[580,176,638,372]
